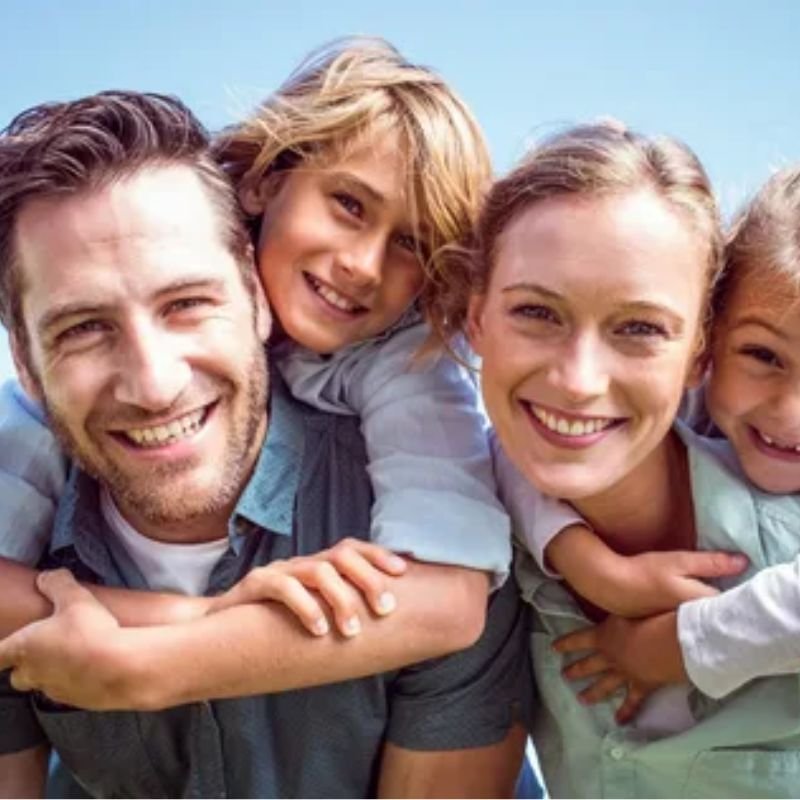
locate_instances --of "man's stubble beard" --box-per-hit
[44,345,270,531]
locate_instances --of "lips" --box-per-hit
[749,424,800,459]
[110,403,214,449]
[522,400,625,449]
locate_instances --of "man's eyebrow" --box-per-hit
[152,277,229,298]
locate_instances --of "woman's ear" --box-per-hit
[686,333,711,390]
[466,293,487,356]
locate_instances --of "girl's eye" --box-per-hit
[333,192,364,219]
[511,304,560,323]
[740,344,782,368]
[615,320,668,338]
[394,232,426,258]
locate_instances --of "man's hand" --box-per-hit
[209,539,407,636]
[0,569,130,708]
[553,611,687,723]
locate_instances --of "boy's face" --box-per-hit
[242,129,426,354]
[708,269,800,493]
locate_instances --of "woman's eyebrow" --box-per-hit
[501,282,562,299]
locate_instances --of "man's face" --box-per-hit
[13,165,270,543]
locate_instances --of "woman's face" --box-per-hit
[707,269,800,493]
[470,190,708,501]
[242,130,426,354]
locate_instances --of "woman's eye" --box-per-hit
[511,304,559,323]
[333,192,364,219]
[616,320,668,338]
[740,344,782,368]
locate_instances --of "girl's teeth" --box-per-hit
[531,405,613,438]
[758,429,800,453]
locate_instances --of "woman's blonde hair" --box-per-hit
[438,121,723,343]
[715,166,800,314]
[213,36,491,343]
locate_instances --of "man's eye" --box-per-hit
[166,297,209,314]
[616,320,668,338]
[511,304,559,323]
[740,344,782,368]
[56,320,107,342]
[333,192,364,219]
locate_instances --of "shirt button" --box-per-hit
[610,746,625,760]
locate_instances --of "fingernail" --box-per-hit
[343,616,361,637]
[312,618,329,636]
[388,556,406,571]
[377,592,396,615]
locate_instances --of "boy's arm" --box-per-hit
[281,324,511,584]
[0,561,488,710]
[0,745,48,799]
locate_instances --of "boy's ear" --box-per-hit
[238,173,283,217]
[466,293,487,356]
[10,334,43,403]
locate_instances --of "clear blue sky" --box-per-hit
[1,0,798,379]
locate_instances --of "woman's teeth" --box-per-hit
[124,408,205,447]
[530,405,615,437]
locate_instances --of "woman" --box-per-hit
[450,122,800,797]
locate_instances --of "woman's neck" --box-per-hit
[572,432,695,556]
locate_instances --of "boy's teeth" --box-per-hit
[125,408,205,448]
[531,405,613,437]
[308,276,360,313]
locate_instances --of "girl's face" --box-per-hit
[707,269,800,493]
[470,190,708,502]
[242,130,426,354]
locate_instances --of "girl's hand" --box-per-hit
[208,539,407,637]
[553,612,687,723]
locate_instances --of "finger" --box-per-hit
[673,550,748,579]
[209,563,290,610]
[562,652,610,681]
[0,631,24,672]
[9,667,35,693]
[579,671,627,705]
[36,569,95,612]
[553,626,597,654]
[328,547,397,616]
[615,683,649,724]
[301,561,362,637]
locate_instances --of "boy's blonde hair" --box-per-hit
[213,36,491,343]
[717,166,800,313]
[438,121,723,343]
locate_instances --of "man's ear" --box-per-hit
[466,293,487,356]
[253,280,272,344]
[10,333,42,402]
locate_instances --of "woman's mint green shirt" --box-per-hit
[516,425,800,798]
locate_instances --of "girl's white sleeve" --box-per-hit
[279,323,511,586]
[0,380,67,564]
[490,432,582,576]
[679,558,800,698]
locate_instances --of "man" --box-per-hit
[0,92,527,797]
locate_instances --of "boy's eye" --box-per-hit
[615,320,668,338]
[740,344,782,368]
[393,231,426,259]
[511,303,560,323]
[333,192,364,219]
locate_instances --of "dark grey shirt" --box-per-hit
[0,377,528,799]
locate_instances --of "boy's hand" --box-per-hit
[554,612,687,723]
[208,539,407,637]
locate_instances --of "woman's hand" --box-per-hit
[553,611,687,723]
[208,538,407,637]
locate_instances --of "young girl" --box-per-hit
[457,122,800,797]
[518,166,800,719]
[0,38,511,694]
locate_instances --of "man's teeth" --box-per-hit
[757,429,800,453]
[308,275,361,313]
[125,409,205,447]
[530,405,615,437]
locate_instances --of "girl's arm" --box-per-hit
[280,321,511,584]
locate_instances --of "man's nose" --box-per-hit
[112,325,191,411]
